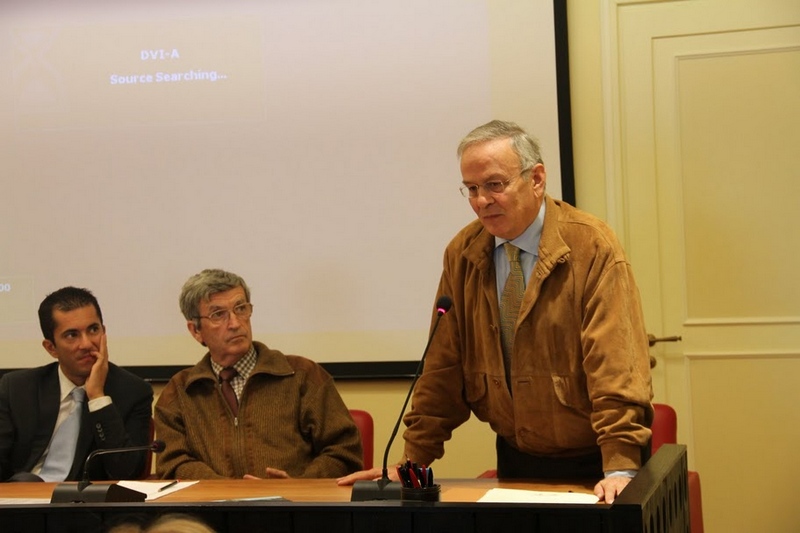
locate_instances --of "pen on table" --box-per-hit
[158,480,179,492]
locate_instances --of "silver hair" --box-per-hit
[457,120,544,177]
[179,269,251,326]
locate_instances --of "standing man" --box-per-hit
[339,120,653,503]
[0,287,153,482]
[155,269,362,479]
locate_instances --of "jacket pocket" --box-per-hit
[551,375,592,413]
[548,374,596,448]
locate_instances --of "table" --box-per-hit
[0,444,690,533]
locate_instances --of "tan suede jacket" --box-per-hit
[155,342,362,479]
[403,196,653,472]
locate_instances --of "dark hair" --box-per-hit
[38,286,103,343]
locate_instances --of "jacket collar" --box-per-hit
[462,195,571,276]
[183,341,295,390]
[536,195,571,275]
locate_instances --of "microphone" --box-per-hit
[351,295,452,501]
[51,440,165,503]
[78,439,166,491]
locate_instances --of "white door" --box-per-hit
[605,1,800,531]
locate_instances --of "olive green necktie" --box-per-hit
[500,243,525,388]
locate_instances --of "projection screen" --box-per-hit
[0,0,573,378]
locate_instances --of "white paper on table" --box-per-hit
[478,487,599,504]
[117,480,199,501]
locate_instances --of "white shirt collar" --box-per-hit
[56,365,83,402]
[494,201,546,256]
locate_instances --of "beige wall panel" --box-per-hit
[678,49,800,320]
[689,355,800,533]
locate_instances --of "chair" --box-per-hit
[651,402,678,453]
[349,409,374,470]
[652,403,704,533]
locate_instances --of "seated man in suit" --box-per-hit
[155,268,362,479]
[0,287,154,482]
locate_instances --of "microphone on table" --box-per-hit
[351,295,453,501]
[51,440,166,503]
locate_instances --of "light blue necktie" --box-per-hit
[40,387,86,482]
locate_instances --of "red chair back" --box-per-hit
[651,402,678,454]
[652,402,703,533]
[349,409,374,470]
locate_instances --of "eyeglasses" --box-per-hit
[194,303,253,324]
[459,169,530,199]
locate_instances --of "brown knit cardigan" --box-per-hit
[155,341,363,479]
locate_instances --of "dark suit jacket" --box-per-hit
[0,362,153,482]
